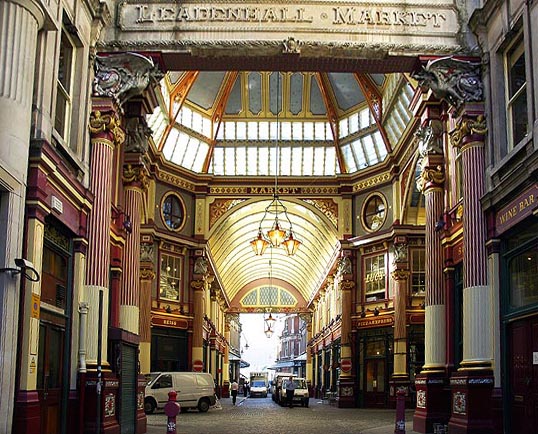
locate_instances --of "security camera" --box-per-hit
[15,258,35,269]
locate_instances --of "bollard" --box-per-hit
[394,388,406,434]
[164,390,181,434]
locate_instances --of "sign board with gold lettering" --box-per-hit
[495,184,538,236]
[355,315,394,329]
[115,1,461,55]
[152,315,189,329]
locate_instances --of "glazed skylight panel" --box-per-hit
[147,110,168,146]
[341,145,357,172]
[363,134,378,163]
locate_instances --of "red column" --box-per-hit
[83,105,125,434]
[413,116,451,433]
[448,111,494,434]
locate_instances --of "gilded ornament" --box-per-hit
[450,115,487,148]
[191,279,204,290]
[89,111,126,146]
[140,268,156,280]
[341,280,355,291]
[123,164,150,190]
[391,269,410,280]
[419,165,445,191]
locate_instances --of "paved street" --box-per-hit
[146,394,419,434]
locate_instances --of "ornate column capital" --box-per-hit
[450,115,487,149]
[140,268,155,281]
[391,269,410,281]
[417,164,445,193]
[191,279,205,291]
[340,280,355,291]
[412,56,483,111]
[123,163,150,191]
[89,110,125,146]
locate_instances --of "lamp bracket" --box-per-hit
[0,258,40,282]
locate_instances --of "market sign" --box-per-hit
[116,1,461,52]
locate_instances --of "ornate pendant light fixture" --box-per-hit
[264,253,278,338]
[250,72,301,256]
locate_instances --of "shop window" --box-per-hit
[364,253,387,301]
[509,246,538,309]
[362,194,387,232]
[41,225,70,310]
[54,23,76,150]
[505,32,528,151]
[411,249,425,296]
[161,192,186,231]
[159,254,182,301]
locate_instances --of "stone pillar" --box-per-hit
[86,107,125,366]
[222,315,231,398]
[413,116,451,433]
[336,254,355,407]
[139,263,155,375]
[120,162,149,334]
[304,314,313,393]
[0,1,44,431]
[191,279,206,366]
[390,240,410,405]
[14,216,45,432]
[83,106,125,433]
[448,112,494,434]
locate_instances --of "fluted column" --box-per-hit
[139,265,155,374]
[448,113,494,433]
[304,315,313,382]
[417,121,446,371]
[337,260,356,408]
[191,279,206,365]
[392,266,410,377]
[413,117,450,434]
[450,115,491,368]
[85,109,125,365]
[120,164,148,334]
[0,1,43,431]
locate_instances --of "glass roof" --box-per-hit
[148,71,415,176]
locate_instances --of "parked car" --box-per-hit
[144,372,217,414]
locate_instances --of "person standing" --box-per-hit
[230,379,239,405]
[285,376,296,408]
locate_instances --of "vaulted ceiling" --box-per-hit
[149,69,416,310]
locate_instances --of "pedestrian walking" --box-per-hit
[284,376,296,408]
[230,379,239,405]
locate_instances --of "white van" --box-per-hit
[271,373,297,404]
[278,377,310,407]
[144,372,217,414]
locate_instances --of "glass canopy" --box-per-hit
[148,71,415,176]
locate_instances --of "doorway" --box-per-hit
[364,358,386,407]
[507,316,538,434]
[37,320,65,434]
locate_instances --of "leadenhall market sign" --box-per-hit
[116,1,462,51]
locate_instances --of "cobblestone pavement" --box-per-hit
[146,394,418,434]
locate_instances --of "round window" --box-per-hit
[362,194,387,232]
[161,193,185,231]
